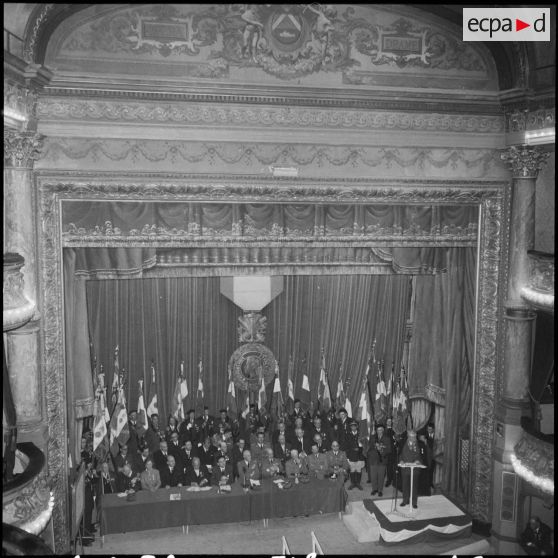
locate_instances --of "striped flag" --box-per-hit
[111,346,120,410]
[392,365,410,435]
[374,360,388,424]
[241,390,250,419]
[173,361,189,421]
[92,381,108,460]
[270,361,284,419]
[300,357,311,410]
[344,392,353,419]
[258,375,267,411]
[109,385,130,457]
[317,350,332,414]
[226,366,238,417]
[137,379,147,434]
[285,355,295,415]
[98,369,110,423]
[196,357,204,414]
[146,362,158,419]
[356,377,372,439]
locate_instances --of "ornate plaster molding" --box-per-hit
[23,4,57,64]
[500,145,550,178]
[38,140,507,176]
[36,98,505,134]
[505,107,555,133]
[4,130,44,168]
[4,79,38,124]
[37,174,505,542]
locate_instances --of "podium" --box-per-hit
[397,462,426,513]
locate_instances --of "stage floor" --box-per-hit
[363,494,473,545]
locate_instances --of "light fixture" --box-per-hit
[510,453,554,495]
[3,107,28,122]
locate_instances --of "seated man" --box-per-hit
[520,516,553,556]
[291,426,312,457]
[181,440,198,471]
[325,440,349,481]
[153,440,172,471]
[236,449,261,487]
[184,456,211,487]
[198,436,216,469]
[212,454,233,486]
[160,455,184,488]
[307,442,329,479]
[250,429,270,465]
[134,445,152,473]
[261,447,283,480]
[273,433,291,468]
[285,448,309,479]
[213,441,231,466]
[116,463,140,492]
[231,438,247,480]
[113,445,135,475]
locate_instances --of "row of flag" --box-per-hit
[90,341,410,462]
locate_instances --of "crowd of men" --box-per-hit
[78,399,437,545]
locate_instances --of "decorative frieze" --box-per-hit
[36,98,505,133]
[4,79,38,125]
[501,145,550,178]
[506,107,555,133]
[4,130,44,168]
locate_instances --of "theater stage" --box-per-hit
[363,494,472,545]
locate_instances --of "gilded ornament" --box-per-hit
[501,146,549,178]
[229,343,276,392]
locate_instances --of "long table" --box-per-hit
[101,479,347,537]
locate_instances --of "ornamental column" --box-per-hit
[4,130,48,452]
[490,146,549,553]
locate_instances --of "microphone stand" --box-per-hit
[391,436,400,513]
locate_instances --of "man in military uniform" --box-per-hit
[307,442,329,479]
[367,423,392,497]
[325,440,349,481]
[250,429,270,465]
[261,447,283,480]
[345,420,366,490]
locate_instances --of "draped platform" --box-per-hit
[363,494,472,545]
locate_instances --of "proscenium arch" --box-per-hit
[36,172,509,551]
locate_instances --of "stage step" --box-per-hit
[342,500,380,543]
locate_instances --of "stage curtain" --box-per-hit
[407,247,476,498]
[85,274,411,424]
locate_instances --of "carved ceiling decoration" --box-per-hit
[44,4,497,93]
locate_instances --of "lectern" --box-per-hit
[398,462,426,511]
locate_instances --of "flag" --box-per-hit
[270,361,284,419]
[196,357,204,414]
[285,355,295,415]
[173,361,188,421]
[137,379,147,434]
[98,369,110,423]
[392,365,410,435]
[241,390,250,418]
[92,382,108,461]
[317,351,332,414]
[300,357,311,410]
[335,373,345,411]
[111,346,120,410]
[226,365,238,417]
[146,362,158,419]
[109,386,130,457]
[344,392,353,419]
[258,375,267,411]
[356,378,372,439]
[374,360,388,424]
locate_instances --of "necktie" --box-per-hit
[334,452,338,456]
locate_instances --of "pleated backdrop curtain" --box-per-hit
[85,274,411,424]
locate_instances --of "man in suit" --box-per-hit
[273,433,291,468]
[521,516,553,555]
[422,422,436,491]
[231,438,247,480]
[367,423,392,497]
[212,441,231,466]
[384,417,397,487]
[184,456,211,487]
[181,440,198,471]
[333,408,351,451]
[153,440,171,471]
[144,413,164,455]
[95,461,116,537]
[212,454,233,486]
[246,404,262,436]
[291,426,312,456]
[116,463,140,492]
[398,430,425,509]
[168,431,184,470]
[179,409,201,446]
[237,449,261,487]
[113,445,136,475]
[325,440,349,480]
[198,436,216,468]
[312,433,327,454]
[251,430,270,465]
[160,454,184,488]
[290,399,309,425]
[271,418,288,446]
[261,447,283,480]
[126,410,145,455]
[134,445,152,473]
[310,416,332,450]
[214,408,232,433]
[307,442,329,479]
[197,406,215,440]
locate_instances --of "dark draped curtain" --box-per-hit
[85,274,411,423]
[408,248,476,498]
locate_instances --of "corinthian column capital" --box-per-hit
[4,130,44,168]
[501,145,550,179]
